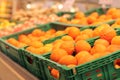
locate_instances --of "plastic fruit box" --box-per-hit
[0,22,68,69]
[19,22,83,79]
[53,7,109,27]
[20,34,66,79]
[37,36,120,80]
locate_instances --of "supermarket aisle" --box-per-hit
[0,52,39,80]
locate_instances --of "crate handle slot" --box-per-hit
[114,58,120,69]
[26,56,33,64]
[5,46,9,49]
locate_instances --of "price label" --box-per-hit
[99,0,113,5]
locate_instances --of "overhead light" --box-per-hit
[26,3,32,9]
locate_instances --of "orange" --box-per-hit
[111,36,120,45]
[79,17,88,25]
[89,12,99,18]
[90,44,107,55]
[29,41,43,48]
[60,41,75,55]
[107,45,120,53]
[55,31,65,36]
[75,11,85,19]
[71,19,81,24]
[46,29,56,35]
[67,27,80,39]
[75,51,92,65]
[94,39,109,47]
[52,39,63,50]
[111,10,120,19]
[50,48,68,62]
[59,17,68,23]
[99,15,106,20]
[58,55,77,65]
[80,29,93,38]
[61,35,74,41]
[99,25,116,42]
[32,29,45,37]
[7,38,19,47]
[111,23,120,28]
[87,16,96,24]
[93,24,107,37]
[75,51,91,60]
[92,53,103,60]
[107,8,117,15]
[75,34,89,42]
[51,68,59,79]
[27,34,39,41]
[115,19,120,25]
[17,42,27,48]
[18,34,31,45]
[75,40,91,53]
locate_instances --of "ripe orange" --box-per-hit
[18,34,31,45]
[99,25,116,42]
[107,45,120,53]
[89,12,99,18]
[75,34,89,42]
[75,11,85,19]
[46,29,56,35]
[75,51,91,60]
[60,41,75,55]
[58,55,77,65]
[75,51,92,65]
[107,8,117,15]
[32,29,45,37]
[90,44,107,55]
[7,38,19,47]
[111,23,120,28]
[29,41,43,48]
[94,39,109,47]
[71,19,81,24]
[61,35,74,41]
[67,27,81,39]
[80,29,93,38]
[59,17,68,23]
[111,36,120,45]
[75,40,91,53]
[52,39,63,50]
[51,68,59,78]
[93,24,107,37]
[115,19,120,25]
[87,16,96,24]
[55,31,65,36]
[50,48,68,62]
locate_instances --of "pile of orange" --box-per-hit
[49,23,120,78]
[7,28,66,54]
[59,8,120,25]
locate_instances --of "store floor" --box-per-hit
[0,52,39,80]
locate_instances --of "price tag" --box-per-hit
[99,0,113,5]
[62,0,75,11]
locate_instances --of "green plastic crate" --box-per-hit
[19,23,80,79]
[53,7,110,27]
[38,37,120,80]
[0,22,68,70]
[20,34,66,79]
